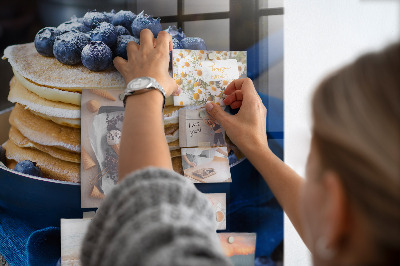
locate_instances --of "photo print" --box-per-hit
[81,90,184,208]
[218,233,257,266]
[205,193,227,230]
[181,147,231,183]
[80,89,124,208]
[179,107,226,148]
[173,49,247,106]
[61,218,93,266]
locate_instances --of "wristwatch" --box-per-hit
[119,77,166,108]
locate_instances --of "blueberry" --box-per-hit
[34,27,59,57]
[131,11,162,38]
[90,22,117,48]
[103,10,116,22]
[172,38,182,49]
[81,41,113,71]
[83,11,109,29]
[70,15,84,24]
[14,160,43,177]
[57,20,90,34]
[181,37,207,50]
[114,35,139,60]
[0,145,6,164]
[164,26,186,41]
[53,31,90,65]
[112,10,136,31]
[115,25,130,37]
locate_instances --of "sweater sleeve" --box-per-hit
[80,167,232,266]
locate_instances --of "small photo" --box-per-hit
[205,193,227,230]
[179,108,226,148]
[61,218,93,266]
[181,147,231,183]
[218,233,257,266]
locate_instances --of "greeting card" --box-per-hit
[173,49,247,106]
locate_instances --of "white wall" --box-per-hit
[284,0,399,265]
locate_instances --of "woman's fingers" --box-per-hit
[223,78,258,109]
[126,41,139,60]
[223,90,243,105]
[155,31,172,53]
[230,101,243,109]
[139,29,155,52]
[225,78,257,97]
[171,86,182,96]
[113,56,127,74]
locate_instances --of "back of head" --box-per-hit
[312,43,400,264]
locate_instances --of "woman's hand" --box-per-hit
[113,29,178,97]
[205,78,269,155]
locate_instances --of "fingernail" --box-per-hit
[177,86,182,94]
[206,102,214,112]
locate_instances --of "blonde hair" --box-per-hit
[312,43,400,264]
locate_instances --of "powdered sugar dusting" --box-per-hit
[4,43,125,89]
[81,41,112,64]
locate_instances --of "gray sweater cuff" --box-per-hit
[81,167,231,266]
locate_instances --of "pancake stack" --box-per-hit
[2,42,182,182]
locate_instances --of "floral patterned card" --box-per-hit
[173,49,247,106]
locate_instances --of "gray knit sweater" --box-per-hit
[80,167,232,266]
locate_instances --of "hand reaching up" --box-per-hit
[205,78,269,155]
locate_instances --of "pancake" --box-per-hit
[165,127,179,144]
[170,149,181,158]
[164,105,180,144]
[13,68,81,105]
[164,105,181,125]
[30,110,80,128]
[168,139,180,151]
[3,43,125,90]
[172,156,183,175]
[8,77,80,119]
[4,140,80,183]
[9,104,80,153]
[6,159,17,170]
[9,126,80,163]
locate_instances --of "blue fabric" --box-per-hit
[0,210,60,266]
[227,92,284,258]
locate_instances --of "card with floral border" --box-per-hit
[173,49,247,106]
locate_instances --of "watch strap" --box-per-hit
[120,77,166,108]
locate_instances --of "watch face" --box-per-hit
[130,77,151,90]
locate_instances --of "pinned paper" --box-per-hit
[61,218,92,265]
[205,193,227,230]
[173,49,247,106]
[181,147,231,183]
[218,233,257,266]
[179,108,226,148]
